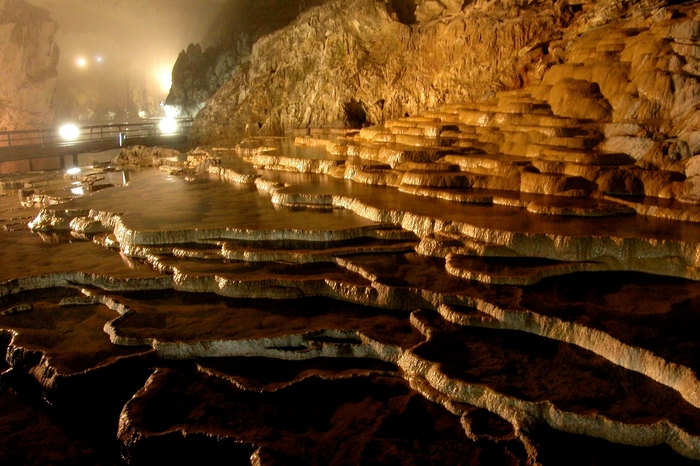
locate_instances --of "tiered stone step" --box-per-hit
[410,309,700,454]
[385,116,440,128]
[342,142,454,169]
[399,170,494,189]
[495,96,553,115]
[444,255,608,285]
[565,27,634,64]
[394,161,460,172]
[534,147,635,165]
[389,127,424,136]
[459,110,590,138]
[369,132,396,143]
[520,171,596,197]
[499,132,549,157]
[345,158,392,171]
[219,236,419,263]
[419,109,462,123]
[439,103,479,113]
[307,12,700,210]
[416,122,462,138]
[394,134,447,147]
[474,127,507,145]
[439,153,531,176]
[542,135,602,150]
[452,139,500,153]
[358,125,391,141]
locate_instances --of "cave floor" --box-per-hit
[2,142,700,465]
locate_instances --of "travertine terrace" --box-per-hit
[5,0,700,464]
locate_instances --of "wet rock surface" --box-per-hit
[0,135,699,464]
[120,368,504,465]
[9,0,700,460]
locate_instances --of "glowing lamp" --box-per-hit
[163,105,179,119]
[66,167,81,175]
[59,124,80,141]
[159,118,178,135]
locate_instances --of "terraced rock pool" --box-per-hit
[1,143,700,465]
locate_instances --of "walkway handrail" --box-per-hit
[0,119,193,149]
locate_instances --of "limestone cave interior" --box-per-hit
[3,0,700,464]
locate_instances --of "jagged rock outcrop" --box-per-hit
[166,43,230,118]
[205,0,700,205]
[0,0,58,131]
[165,0,326,118]
[190,0,671,145]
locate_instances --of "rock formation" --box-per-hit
[7,124,700,463]
[189,0,670,145]
[6,0,700,464]
[0,0,58,131]
[165,0,326,118]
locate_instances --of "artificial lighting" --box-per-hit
[76,57,87,67]
[66,167,81,175]
[163,104,179,119]
[59,124,80,141]
[96,56,103,62]
[159,118,178,135]
[155,66,173,93]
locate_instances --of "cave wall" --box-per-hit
[165,0,327,118]
[0,0,58,131]
[188,0,677,146]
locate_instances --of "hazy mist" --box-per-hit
[31,0,227,122]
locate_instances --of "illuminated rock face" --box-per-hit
[7,0,700,464]
[190,0,674,145]
[166,43,227,118]
[192,0,700,201]
[165,0,327,118]
[189,0,564,144]
[0,0,58,130]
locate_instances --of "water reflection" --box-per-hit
[46,168,378,234]
[35,231,75,244]
[119,251,150,271]
[2,140,700,465]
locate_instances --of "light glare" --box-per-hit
[163,105,179,119]
[59,124,80,141]
[66,167,81,175]
[159,118,178,135]
[156,67,172,93]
